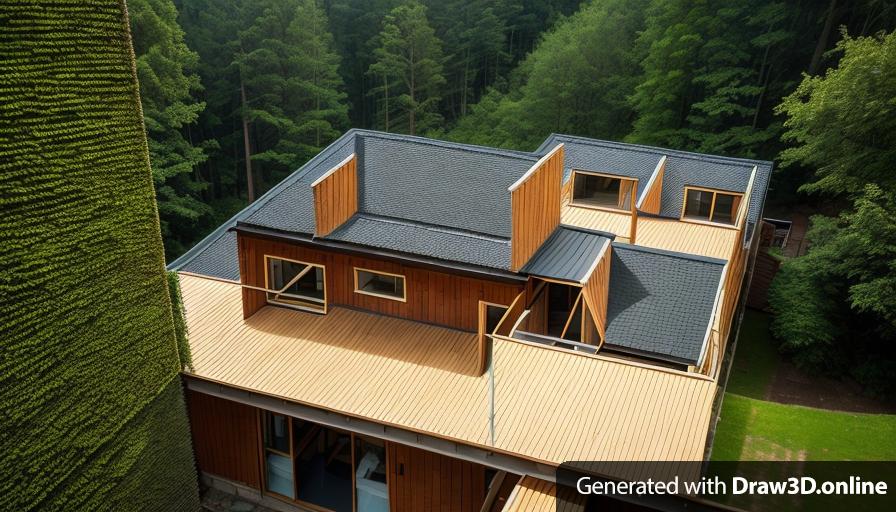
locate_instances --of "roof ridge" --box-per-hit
[544,133,773,168]
[611,241,727,265]
[356,130,539,161]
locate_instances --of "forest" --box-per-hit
[134,0,896,392]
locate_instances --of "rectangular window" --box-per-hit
[354,268,406,301]
[294,421,352,511]
[265,256,326,313]
[263,412,294,498]
[571,171,636,211]
[682,187,743,225]
[354,436,388,512]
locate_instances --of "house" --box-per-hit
[169,130,772,512]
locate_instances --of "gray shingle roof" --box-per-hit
[604,243,725,364]
[327,213,511,270]
[520,226,612,282]
[176,230,239,281]
[357,132,536,238]
[538,134,773,232]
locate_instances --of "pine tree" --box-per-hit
[130,0,211,257]
[368,0,447,135]
[238,0,349,189]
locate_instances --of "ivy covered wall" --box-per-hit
[0,1,200,510]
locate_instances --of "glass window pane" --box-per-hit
[267,257,326,310]
[485,305,508,334]
[684,189,712,220]
[356,270,405,299]
[266,452,294,498]
[355,437,388,512]
[295,424,352,512]
[264,412,290,453]
[712,193,737,224]
[572,174,625,209]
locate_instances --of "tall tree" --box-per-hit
[446,0,648,150]
[130,0,211,257]
[769,31,896,394]
[368,0,447,135]
[238,0,349,190]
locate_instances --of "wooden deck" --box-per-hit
[502,477,584,512]
[561,205,737,260]
[181,273,717,470]
[561,205,632,241]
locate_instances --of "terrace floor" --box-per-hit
[180,273,718,473]
[561,204,738,260]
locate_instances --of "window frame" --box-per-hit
[353,267,407,302]
[263,255,327,314]
[569,170,638,213]
[680,186,744,227]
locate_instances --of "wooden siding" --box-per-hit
[580,241,611,341]
[510,144,563,270]
[186,389,262,489]
[312,154,357,236]
[181,273,717,469]
[634,217,737,260]
[636,156,666,215]
[502,477,584,512]
[388,443,486,512]
[238,234,523,330]
[561,205,632,242]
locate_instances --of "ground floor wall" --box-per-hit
[186,389,493,512]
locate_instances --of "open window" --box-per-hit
[354,268,406,301]
[265,256,326,313]
[571,170,637,211]
[682,187,743,225]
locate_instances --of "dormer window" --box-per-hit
[571,171,636,211]
[682,187,742,226]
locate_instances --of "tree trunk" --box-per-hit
[809,0,837,75]
[240,75,255,203]
[409,46,416,136]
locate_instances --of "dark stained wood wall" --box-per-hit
[186,389,262,489]
[238,233,524,331]
[388,443,487,512]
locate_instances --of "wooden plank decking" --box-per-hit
[180,273,717,470]
[561,205,632,241]
[502,477,584,512]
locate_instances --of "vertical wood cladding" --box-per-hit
[388,443,486,512]
[638,156,666,215]
[239,233,524,330]
[510,144,563,270]
[186,390,261,489]
[581,242,611,341]
[313,154,357,236]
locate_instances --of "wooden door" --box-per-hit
[387,443,486,512]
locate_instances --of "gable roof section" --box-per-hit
[520,226,612,282]
[605,243,725,364]
[357,132,536,238]
[537,134,773,230]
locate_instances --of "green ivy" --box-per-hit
[168,271,193,371]
[0,1,200,510]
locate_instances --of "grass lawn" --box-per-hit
[712,393,896,460]
[713,309,896,461]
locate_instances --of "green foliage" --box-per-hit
[368,0,447,135]
[238,0,349,184]
[769,186,896,393]
[168,271,193,371]
[777,30,896,196]
[130,0,211,258]
[0,1,199,509]
[446,0,648,149]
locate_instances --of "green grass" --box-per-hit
[715,309,896,462]
[727,309,779,399]
[712,394,896,461]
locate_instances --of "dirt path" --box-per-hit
[767,362,896,414]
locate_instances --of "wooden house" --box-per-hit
[169,130,772,512]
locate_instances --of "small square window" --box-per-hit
[354,268,406,301]
[682,187,742,226]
